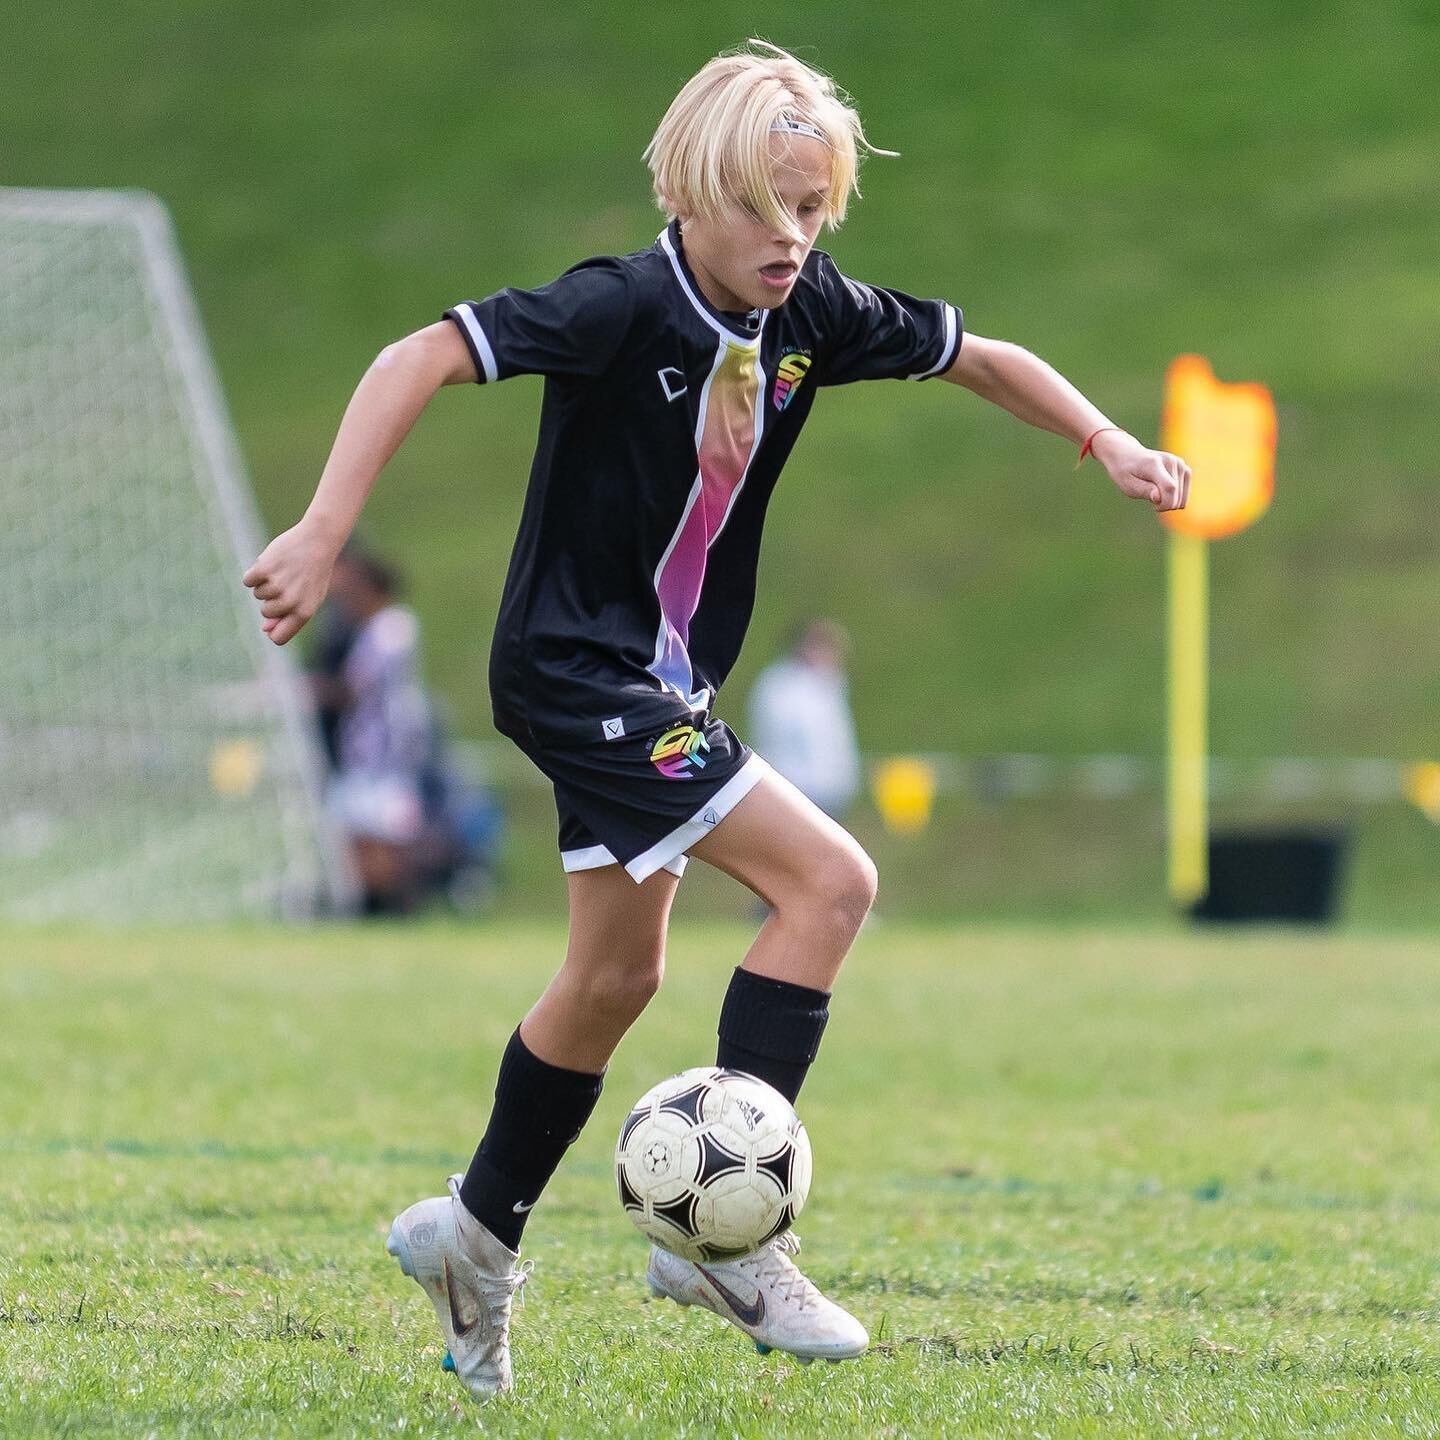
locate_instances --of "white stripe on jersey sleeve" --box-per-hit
[446,303,499,384]
[908,303,960,381]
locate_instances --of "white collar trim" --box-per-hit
[658,227,766,347]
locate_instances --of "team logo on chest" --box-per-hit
[772,349,812,411]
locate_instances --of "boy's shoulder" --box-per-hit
[555,236,668,290]
[540,236,673,332]
[795,247,867,306]
[781,247,861,335]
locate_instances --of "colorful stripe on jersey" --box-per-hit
[648,336,765,707]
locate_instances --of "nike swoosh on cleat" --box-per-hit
[696,1266,766,1327]
[443,1257,476,1340]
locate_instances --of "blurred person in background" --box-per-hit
[324,546,432,913]
[748,619,861,820]
[306,565,363,771]
[321,546,506,915]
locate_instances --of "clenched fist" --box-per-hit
[242,522,340,646]
[1090,429,1191,512]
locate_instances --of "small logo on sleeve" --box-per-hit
[601,717,626,740]
[650,725,710,778]
[772,350,812,411]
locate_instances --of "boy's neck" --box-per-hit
[675,227,760,327]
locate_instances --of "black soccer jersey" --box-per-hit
[443,220,961,747]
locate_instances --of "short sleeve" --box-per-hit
[814,252,962,387]
[443,255,635,384]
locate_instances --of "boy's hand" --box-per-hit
[1092,430,1191,513]
[242,521,340,646]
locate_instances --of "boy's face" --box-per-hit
[678,133,832,314]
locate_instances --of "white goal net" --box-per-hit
[0,188,355,922]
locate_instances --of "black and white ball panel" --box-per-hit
[614,1066,812,1263]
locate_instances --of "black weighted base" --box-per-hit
[1190,829,1349,924]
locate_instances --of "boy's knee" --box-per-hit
[804,842,878,934]
[588,948,665,1020]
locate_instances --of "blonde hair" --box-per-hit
[644,41,891,241]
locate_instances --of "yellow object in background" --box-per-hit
[1161,356,1277,906]
[210,739,264,797]
[872,757,936,835]
[1403,762,1440,823]
[1160,354,1277,541]
[1167,531,1209,905]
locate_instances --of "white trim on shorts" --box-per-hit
[624,753,770,883]
[556,753,770,885]
[561,842,689,879]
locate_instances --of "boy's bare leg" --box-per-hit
[447,861,681,1256]
[647,766,874,1360]
[690,767,877,992]
[388,863,681,1399]
[522,864,683,1072]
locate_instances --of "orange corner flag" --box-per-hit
[1160,355,1276,541]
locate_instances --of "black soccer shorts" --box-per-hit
[517,713,768,884]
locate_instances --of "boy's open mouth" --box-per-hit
[759,262,797,288]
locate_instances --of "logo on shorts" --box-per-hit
[772,350,812,411]
[650,724,710,778]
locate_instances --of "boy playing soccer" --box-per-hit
[243,42,1189,1397]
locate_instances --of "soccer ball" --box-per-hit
[614,1067,812,1262]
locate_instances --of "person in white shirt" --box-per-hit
[748,619,861,820]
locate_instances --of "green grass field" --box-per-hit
[5,921,1440,1436]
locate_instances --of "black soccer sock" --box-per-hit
[459,1029,604,1251]
[715,967,830,1104]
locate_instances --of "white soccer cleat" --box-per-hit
[385,1175,532,1398]
[647,1232,868,1363]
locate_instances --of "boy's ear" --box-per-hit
[660,196,687,227]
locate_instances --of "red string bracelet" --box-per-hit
[1076,426,1129,468]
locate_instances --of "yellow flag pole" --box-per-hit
[1160,355,1275,912]
[1167,529,1209,906]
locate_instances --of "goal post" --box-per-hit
[0,187,357,922]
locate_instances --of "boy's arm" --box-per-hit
[943,334,1190,512]
[242,321,475,645]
